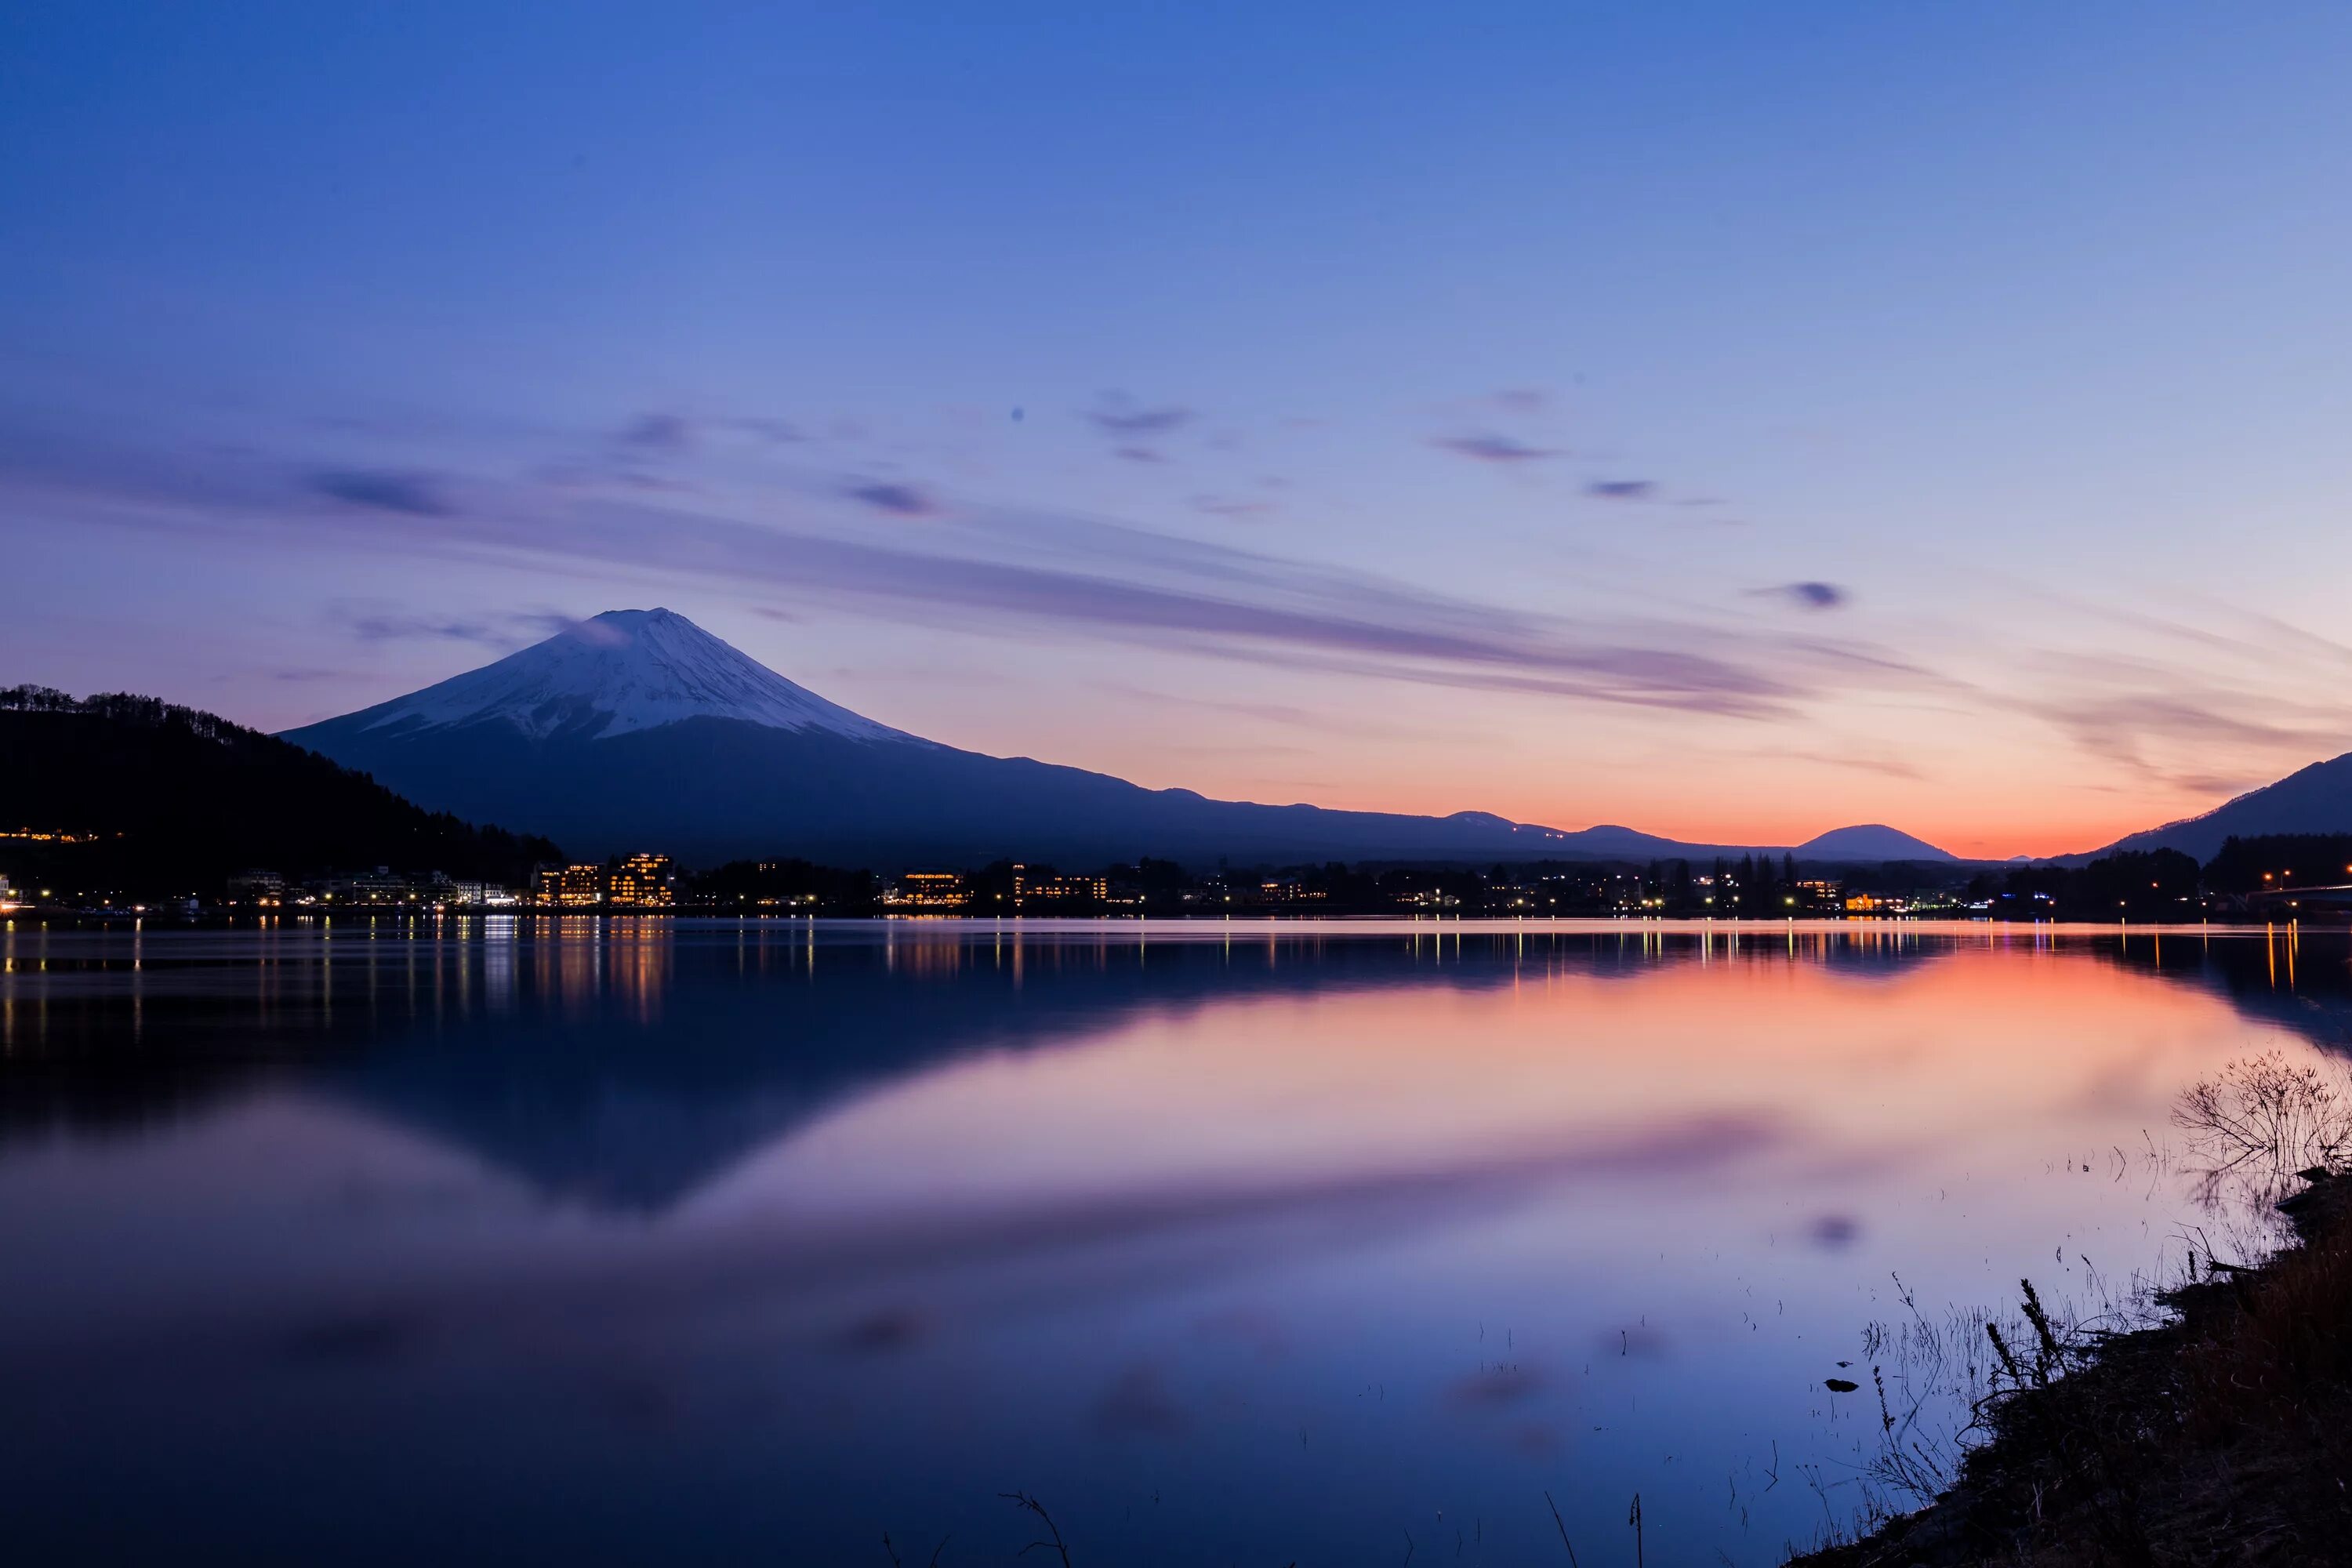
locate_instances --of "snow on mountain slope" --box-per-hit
[339,608,921,743]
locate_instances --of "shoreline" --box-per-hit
[1788,1168,2352,1566]
[5,909,2346,928]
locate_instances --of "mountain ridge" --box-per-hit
[283,609,1960,868]
[2072,751,2352,864]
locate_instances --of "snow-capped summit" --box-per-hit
[336,608,917,743]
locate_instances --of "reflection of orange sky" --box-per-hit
[5,932,2325,1381]
[691,944,2278,1229]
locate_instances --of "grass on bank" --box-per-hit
[1791,1087,2352,1567]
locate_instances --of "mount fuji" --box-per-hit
[311,608,915,746]
[285,609,1954,868]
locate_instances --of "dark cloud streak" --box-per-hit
[1087,401,1193,437]
[1756,581,1849,611]
[6,431,1941,724]
[336,608,581,648]
[308,470,452,517]
[617,413,692,452]
[844,481,939,517]
[415,502,1890,718]
[1432,434,1562,463]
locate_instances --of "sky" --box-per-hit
[6,2,2352,858]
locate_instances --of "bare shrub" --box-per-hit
[2172,1050,2352,1212]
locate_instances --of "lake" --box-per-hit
[1,918,2343,1564]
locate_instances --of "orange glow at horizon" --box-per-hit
[995,705,2258,862]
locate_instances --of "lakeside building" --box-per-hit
[220,869,521,909]
[321,867,416,906]
[1845,892,1905,913]
[884,871,969,909]
[526,858,677,909]
[534,864,606,908]
[1011,863,1109,905]
[225,869,286,907]
[0,873,17,911]
[607,853,675,908]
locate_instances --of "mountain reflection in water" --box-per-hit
[0,920,2342,1563]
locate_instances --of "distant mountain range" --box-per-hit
[284,609,1959,869]
[2072,752,2352,864]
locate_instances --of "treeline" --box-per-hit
[688,858,881,911]
[2201,833,2352,895]
[1969,834,2352,919]
[0,687,561,896]
[1969,848,2203,919]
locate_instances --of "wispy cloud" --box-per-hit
[1192,495,1274,519]
[844,481,939,517]
[30,405,2352,811]
[1432,434,1563,463]
[1587,479,1656,501]
[617,413,693,452]
[347,615,512,645]
[1754,746,1926,782]
[1755,581,1849,611]
[612,412,808,452]
[308,469,452,517]
[1087,395,1193,437]
[2024,685,2351,794]
[6,430,1948,723]
[730,416,801,445]
[1095,681,1462,742]
[333,605,579,648]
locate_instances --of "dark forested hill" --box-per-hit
[1,687,560,897]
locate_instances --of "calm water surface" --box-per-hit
[2,918,2346,1563]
